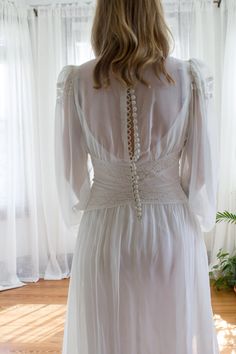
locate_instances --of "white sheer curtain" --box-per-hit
[209,0,236,265]
[29,3,96,280]
[0,0,235,288]
[0,0,96,289]
[0,0,39,290]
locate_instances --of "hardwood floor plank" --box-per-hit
[0,279,235,353]
[211,286,236,354]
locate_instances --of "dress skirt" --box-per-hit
[62,202,219,354]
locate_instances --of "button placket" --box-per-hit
[126,87,142,220]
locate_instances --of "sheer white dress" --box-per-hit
[54,56,219,354]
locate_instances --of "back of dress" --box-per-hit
[55,55,217,231]
[55,55,219,354]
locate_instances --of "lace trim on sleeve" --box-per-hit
[189,59,214,99]
[56,65,76,102]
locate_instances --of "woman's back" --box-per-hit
[74,56,190,161]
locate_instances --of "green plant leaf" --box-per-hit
[216,211,236,224]
[222,264,231,271]
[210,242,236,291]
[212,265,219,269]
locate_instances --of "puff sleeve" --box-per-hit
[54,65,91,228]
[180,58,219,232]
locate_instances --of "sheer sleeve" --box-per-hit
[180,58,219,232]
[54,65,91,228]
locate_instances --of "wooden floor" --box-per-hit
[0,279,235,353]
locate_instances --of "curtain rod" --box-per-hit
[213,0,222,7]
[31,0,94,16]
[32,0,222,17]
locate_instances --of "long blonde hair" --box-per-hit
[91,0,175,89]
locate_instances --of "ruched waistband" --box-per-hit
[85,151,188,211]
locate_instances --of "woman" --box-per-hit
[55,0,219,353]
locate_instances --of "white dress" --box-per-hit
[55,56,220,354]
